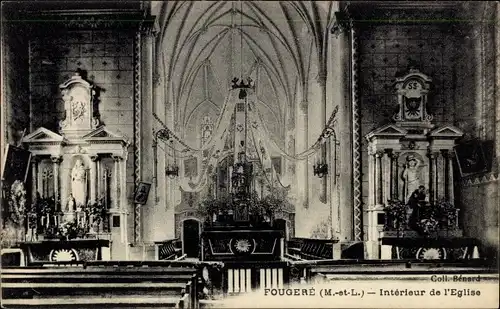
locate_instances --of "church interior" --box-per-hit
[1,1,499,307]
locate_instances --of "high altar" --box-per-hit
[365,69,479,260]
[21,71,130,262]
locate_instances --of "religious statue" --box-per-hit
[402,155,421,203]
[71,159,87,207]
[66,193,76,212]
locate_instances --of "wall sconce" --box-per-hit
[165,164,179,178]
[313,163,329,178]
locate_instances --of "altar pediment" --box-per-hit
[23,127,65,144]
[365,124,407,141]
[83,126,129,145]
[428,125,464,138]
[22,127,66,156]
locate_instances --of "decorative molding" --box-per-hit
[133,30,142,244]
[22,127,65,143]
[365,124,407,141]
[24,13,150,31]
[350,21,363,242]
[461,172,498,187]
[50,156,63,164]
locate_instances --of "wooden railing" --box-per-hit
[287,237,338,260]
[154,238,182,260]
[222,261,289,295]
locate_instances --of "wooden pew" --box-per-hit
[1,263,199,309]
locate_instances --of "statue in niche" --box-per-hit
[66,193,76,212]
[71,159,87,207]
[401,155,422,203]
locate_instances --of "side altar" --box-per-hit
[20,71,130,262]
[364,68,479,260]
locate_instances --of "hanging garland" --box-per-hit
[152,88,340,193]
[153,89,339,161]
[8,180,27,225]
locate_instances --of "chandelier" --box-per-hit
[155,128,179,179]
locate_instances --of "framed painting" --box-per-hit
[134,182,151,205]
[1,144,32,186]
[454,141,488,177]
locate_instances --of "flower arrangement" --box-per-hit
[0,226,16,248]
[435,199,458,229]
[29,193,62,235]
[419,218,439,235]
[8,180,27,225]
[383,199,408,231]
[58,220,86,240]
[384,197,459,236]
[86,197,107,233]
[198,185,293,226]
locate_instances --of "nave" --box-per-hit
[1,1,499,308]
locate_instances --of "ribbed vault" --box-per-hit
[153,1,335,147]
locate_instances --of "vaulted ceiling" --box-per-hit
[153,1,335,145]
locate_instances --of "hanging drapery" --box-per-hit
[153,87,339,192]
[248,99,339,161]
[153,89,238,154]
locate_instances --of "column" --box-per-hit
[368,148,375,207]
[120,155,128,244]
[112,156,121,210]
[297,100,309,208]
[438,150,446,200]
[318,74,328,204]
[383,149,392,204]
[350,19,363,241]
[90,155,99,203]
[329,9,353,241]
[51,156,62,211]
[392,152,400,200]
[428,152,435,204]
[446,151,454,204]
[96,157,101,199]
[375,151,383,205]
[433,152,439,203]
[31,156,39,201]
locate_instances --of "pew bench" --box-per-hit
[0,297,185,308]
